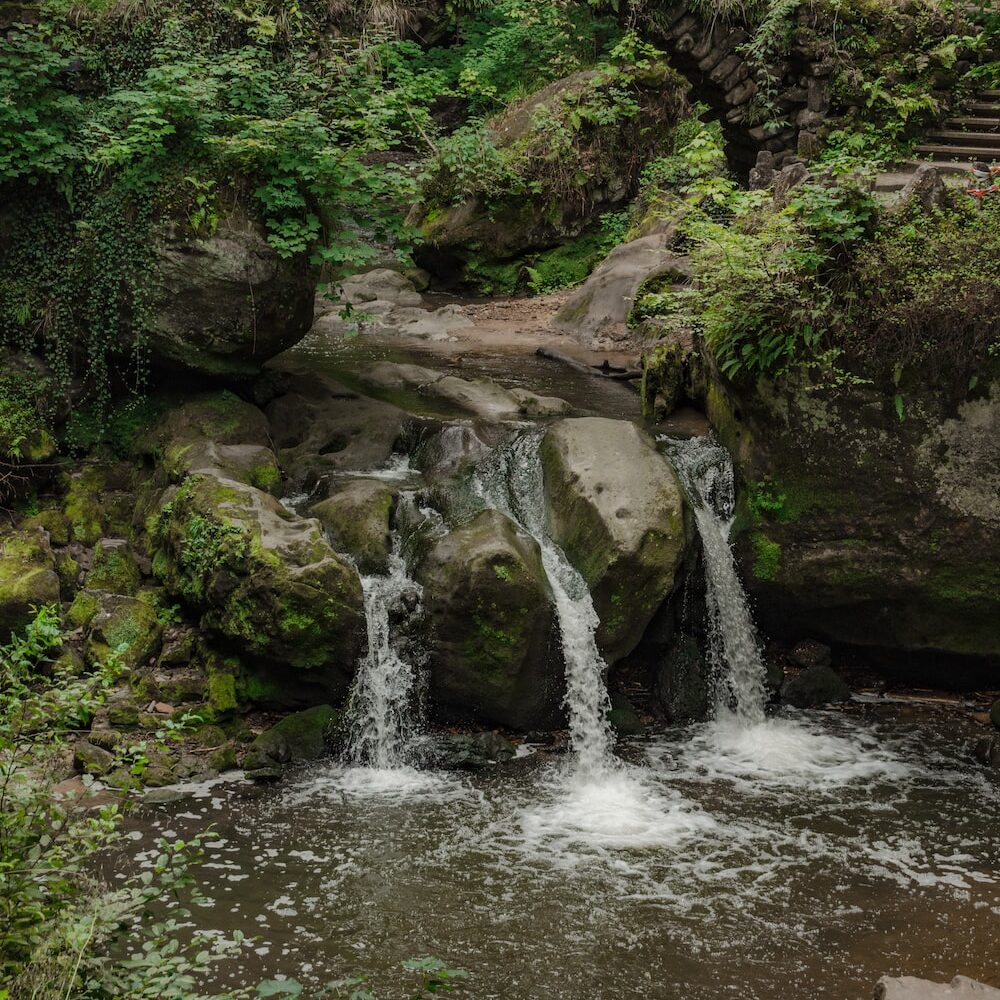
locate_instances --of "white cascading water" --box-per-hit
[472,430,615,776]
[660,436,768,725]
[344,529,425,769]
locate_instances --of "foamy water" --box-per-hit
[129,710,1000,999]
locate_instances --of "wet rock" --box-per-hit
[552,235,690,349]
[143,787,187,805]
[310,479,396,575]
[150,471,365,702]
[608,693,643,736]
[789,639,832,670]
[148,207,316,377]
[417,509,560,730]
[541,417,690,663]
[875,975,1000,999]
[264,369,411,479]
[973,735,1000,768]
[360,362,569,422]
[656,635,710,722]
[435,731,517,769]
[780,665,851,708]
[0,527,61,638]
[243,705,338,778]
[991,699,1000,730]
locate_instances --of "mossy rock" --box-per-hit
[0,527,61,639]
[61,466,108,545]
[310,479,396,575]
[22,509,71,547]
[608,693,643,736]
[540,417,691,663]
[416,509,560,730]
[85,594,162,672]
[655,635,710,723]
[149,470,365,700]
[86,541,142,595]
[781,666,851,709]
[243,705,338,777]
[710,370,1000,672]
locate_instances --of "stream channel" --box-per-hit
[120,328,1000,999]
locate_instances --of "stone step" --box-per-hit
[913,143,1000,160]
[979,89,1000,99]
[945,117,1000,130]
[901,158,978,175]
[967,102,1000,115]
[923,130,1000,146]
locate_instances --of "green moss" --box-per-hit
[493,562,515,583]
[206,670,238,715]
[68,589,100,629]
[86,545,141,595]
[62,467,106,545]
[751,532,781,581]
[250,462,282,493]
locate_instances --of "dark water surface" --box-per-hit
[124,708,1000,999]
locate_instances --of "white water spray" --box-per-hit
[344,531,425,769]
[661,436,768,725]
[473,430,615,775]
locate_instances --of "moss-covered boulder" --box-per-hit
[416,509,559,730]
[310,479,396,575]
[243,704,338,779]
[149,206,316,378]
[414,66,688,287]
[85,540,142,595]
[709,370,1000,679]
[60,464,137,545]
[150,471,365,701]
[0,527,61,638]
[540,417,690,663]
[85,594,162,672]
[141,391,282,493]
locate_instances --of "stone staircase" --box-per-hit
[875,89,1000,196]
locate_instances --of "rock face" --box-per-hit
[417,509,560,730]
[552,235,690,349]
[540,418,690,663]
[708,371,1000,678]
[149,208,316,377]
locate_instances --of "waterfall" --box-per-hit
[661,436,768,726]
[472,430,615,776]
[344,529,425,769]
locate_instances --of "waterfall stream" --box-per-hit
[661,436,768,725]
[343,529,425,769]
[472,430,615,775]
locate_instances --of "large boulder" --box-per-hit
[262,368,413,481]
[243,705,338,779]
[416,509,560,729]
[148,207,316,377]
[0,527,61,639]
[780,665,851,708]
[150,472,365,700]
[540,417,690,663]
[708,370,1000,680]
[552,235,690,349]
